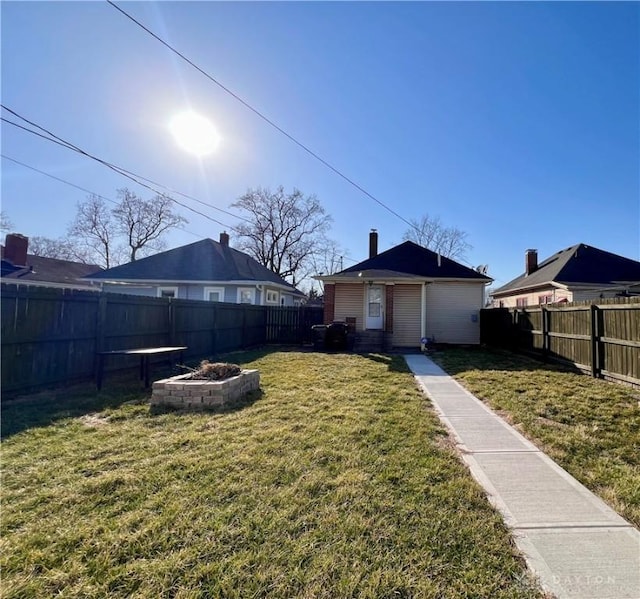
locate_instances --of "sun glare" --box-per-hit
[169,111,221,157]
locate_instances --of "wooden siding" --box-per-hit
[392,284,422,347]
[334,283,364,331]
[426,283,483,344]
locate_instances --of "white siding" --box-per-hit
[426,282,484,344]
[334,283,364,330]
[393,284,422,347]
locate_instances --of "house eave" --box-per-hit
[492,280,564,297]
[316,275,492,285]
[85,278,304,296]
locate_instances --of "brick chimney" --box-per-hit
[219,231,230,247]
[4,234,29,267]
[369,229,378,259]
[525,249,538,275]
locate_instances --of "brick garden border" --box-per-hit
[151,369,260,410]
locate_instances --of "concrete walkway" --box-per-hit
[404,354,640,599]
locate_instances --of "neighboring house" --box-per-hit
[84,233,305,306]
[1,233,102,290]
[491,244,640,308]
[315,231,492,350]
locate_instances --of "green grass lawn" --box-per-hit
[432,348,640,529]
[1,350,543,598]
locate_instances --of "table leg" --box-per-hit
[97,354,104,391]
[144,355,151,388]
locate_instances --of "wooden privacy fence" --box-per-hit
[481,298,640,386]
[1,283,323,395]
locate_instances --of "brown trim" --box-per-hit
[385,285,394,333]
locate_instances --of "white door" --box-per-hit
[365,285,384,330]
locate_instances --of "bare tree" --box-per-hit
[67,190,186,268]
[68,195,121,268]
[29,236,93,263]
[402,214,471,261]
[113,189,186,262]
[1,211,12,234]
[231,186,332,287]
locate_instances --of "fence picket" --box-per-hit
[1,283,322,395]
[481,297,640,386]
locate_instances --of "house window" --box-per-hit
[265,290,279,304]
[237,288,255,305]
[293,299,302,307]
[538,294,553,305]
[157,286,178,298]
[204,287,225,302]
[516,297,528,308]
[280,297,286,306]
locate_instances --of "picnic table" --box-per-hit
[96,346,187,390]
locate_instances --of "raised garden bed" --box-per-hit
[151,366,260,410]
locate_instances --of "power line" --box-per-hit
[1,105,249,225]
[1,153,201,240]
[1,108,237,231]
[106,0,418,231]
[1,154,117,205]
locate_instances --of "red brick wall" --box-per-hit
[323,284,335,324]
[385,285,394,333]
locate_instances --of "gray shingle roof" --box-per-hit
[1,254,102,285]
[493,244,640,295]
[85,238,303,293]
[334,241,491,280]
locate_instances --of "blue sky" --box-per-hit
[2,1,638,289]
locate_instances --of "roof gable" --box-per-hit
[339,241,491,280]
[493,244,640,295]
[86,238,302,293]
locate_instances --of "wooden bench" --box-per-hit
[96,346,187,390]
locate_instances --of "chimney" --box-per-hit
[369,229,378,259]
[4,234,28,267]
[525,249,538,275]
[219,231,230,247]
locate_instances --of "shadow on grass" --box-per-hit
[1,348,280,440]
[1,373,151,440]
[358,353,412,374]
[432,346,584,377]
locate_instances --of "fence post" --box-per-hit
[541,306,549,360]
[168,298,175,346]
[590,304,600,379]
[241,307,247,348]
[94,293,107,377]
[211,303,217,355]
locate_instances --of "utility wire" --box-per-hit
[1,105,249,224]
[1,153,201,240]
[1,109,237,231]
[1,154,117,205]
[106,0,418,231]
